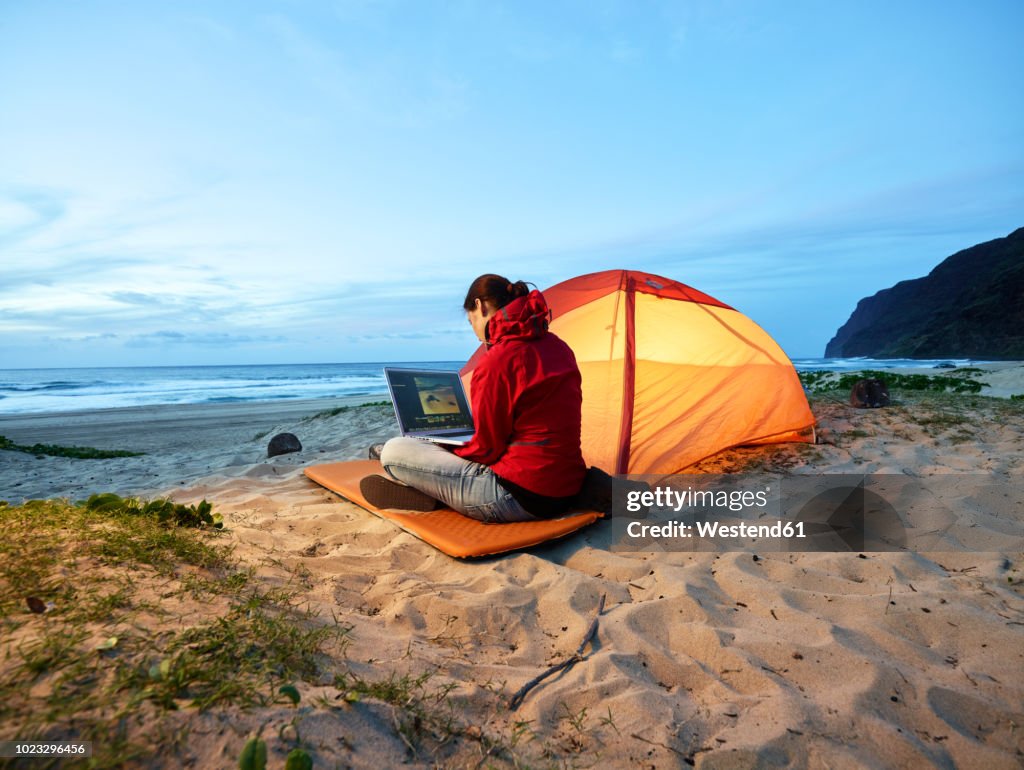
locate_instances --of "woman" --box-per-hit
[360,274,587,522]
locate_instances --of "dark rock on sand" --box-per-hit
[267,432,302,457]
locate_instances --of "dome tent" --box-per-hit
[461,270,815,475]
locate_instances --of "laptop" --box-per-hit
[383,367,475,446]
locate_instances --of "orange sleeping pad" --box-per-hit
[303,460,602,558]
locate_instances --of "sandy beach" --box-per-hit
[0,395,396,503]
[2,364,1023,768]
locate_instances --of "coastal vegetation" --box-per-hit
[0,434,144,459]
[0,495,614,768]
[0,497,353,767]
[305,401,390,421]
[252,402,393,440]
[83,493,224,529]
[798,368,987,394]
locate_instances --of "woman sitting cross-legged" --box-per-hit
[360,274,588,523]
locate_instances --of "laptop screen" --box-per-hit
[385,368,474,435]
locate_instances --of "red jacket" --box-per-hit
[455,290,586,499]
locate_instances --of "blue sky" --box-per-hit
[1,0,1021,368]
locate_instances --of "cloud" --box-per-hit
[0,257,152,299]
[507,162,1024,287]
[108,291,169,307]
[43,332,119,343]
[124,331,288,348]
[0,188,68,246]
[351,328,466,342]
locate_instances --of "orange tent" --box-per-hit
[461,270,815,475]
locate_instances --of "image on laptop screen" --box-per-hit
[387,369,473,435]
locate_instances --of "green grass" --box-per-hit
[118,591,350,711]
[308,405,351,419]
[0,434,144,459]
[914,412,968,429]
[332,669,461,750]
[305,400,391,420]
[798,370,839,391]
[806,390,1024,451]
[799,368,987,395]
[0,498,349,768]
[83,492,224,530]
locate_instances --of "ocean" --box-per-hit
[0,362,462,415]
[0,357,987,415]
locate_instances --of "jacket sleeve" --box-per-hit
[453,354,515,466]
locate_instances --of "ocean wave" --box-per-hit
[0,362,452,415]
[791,357,990,372]
[0,380,112,393]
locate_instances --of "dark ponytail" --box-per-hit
[462,274,530,311]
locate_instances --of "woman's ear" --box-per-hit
[476,297,489,317]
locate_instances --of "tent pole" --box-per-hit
[615,275,636,475]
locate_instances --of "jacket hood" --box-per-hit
[485,289,551,346]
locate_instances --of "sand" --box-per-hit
[0,395,395,502]
[1,365,1023,768]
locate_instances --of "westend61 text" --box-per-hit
[626,520,806,539]
[625,485,771,513]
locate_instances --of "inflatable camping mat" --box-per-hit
[303,459,602,558]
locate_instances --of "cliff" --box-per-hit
[825,227,1024,359]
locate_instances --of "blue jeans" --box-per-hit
[378,437,538,523]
